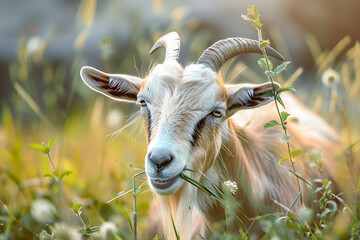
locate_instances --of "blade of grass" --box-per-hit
[180,173,213,197]
[287,169,312,187]
[14,82,51,127]
[286,67,303,85]
[171,215,180,240]
[182,169,250,224]
[106,189,133,204]
[184,168,224,196]
[117,202,133,232]
[260,216,287,240]
[289,190,303,210]
[132,170,146,240]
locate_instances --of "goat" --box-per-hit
[80,32,340,239]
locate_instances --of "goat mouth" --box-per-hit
[150,175,180,190]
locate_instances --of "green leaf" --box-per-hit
[268,59,273,71]
[52,168,59,177]
[29,143,47,153]
[43,173,55,179]
[289,190,303,210]
[265,62,291,78]
[72,203,83,215]
[280,135,292,143]
[277,83,296,93]
[60,170,73,180]
[117,202,133,232]
[291,149,303,158]
[263,90,274,97]
[45,137,56,152]
[264,120,281,129]
[29,137,56,154]
[260,39,270,48]
[152,236,158,240]
[257,58,267,71]
[287,169,312,187]
[264,70,275,78]
[258,58,273,71]
[42,137,56,154]
[276,95,285,108]
[326,200,338,216]
[274,61,291,75]
[280,111,290,122]
[84,226,100,235]
[279,158,289,163]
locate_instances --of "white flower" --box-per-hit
[26,36,44,55]
[224,180,238,195]
[39,230,53,240]
[106,109,123,128]
[321,69,340,87]
[100,38,114,58]
[53,222,81,240]
[100,222,117,239]
[30,198,56,224]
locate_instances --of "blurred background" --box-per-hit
[0,0,359,239]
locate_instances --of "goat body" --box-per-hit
[80,32,340,239]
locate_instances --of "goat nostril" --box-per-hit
[159,154,173,168]
[148,151,174,170]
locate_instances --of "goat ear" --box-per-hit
[226,82,280,117]
[80,66,142,102]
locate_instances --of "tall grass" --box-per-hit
[0,2,360,240]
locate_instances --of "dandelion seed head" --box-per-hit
[106,109,123,128]
[27,36,44,55]
[53,222,81,240]
[100,38,114,58]
[321,69,340,87]
[39,230,53,240]
[30,198,56,224]
[100,221,117,239]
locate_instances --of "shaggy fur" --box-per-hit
[80,37,342,240]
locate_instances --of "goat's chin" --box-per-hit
[149,177,184,195]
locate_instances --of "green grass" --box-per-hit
[1,2,360,240]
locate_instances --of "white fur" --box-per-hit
[80,47,339,240]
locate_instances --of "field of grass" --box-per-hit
[1,2,360,240]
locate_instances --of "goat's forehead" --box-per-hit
[141,62,227,109]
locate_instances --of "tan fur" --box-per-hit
[145,81,341,239]
[80,48,341,240]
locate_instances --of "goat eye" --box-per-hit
[212,110,222,118]
[139,100,147,107]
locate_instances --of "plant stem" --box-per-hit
[77,213,92,240]
[47,153,64,201]
[47,153,56,171]
[132,171,145,240]
[133,177,137,240]
[257,28,303,206]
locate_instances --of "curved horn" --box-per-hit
[149,32,181,62]
[197,37,284,72]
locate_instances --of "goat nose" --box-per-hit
[148,149,174,170]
